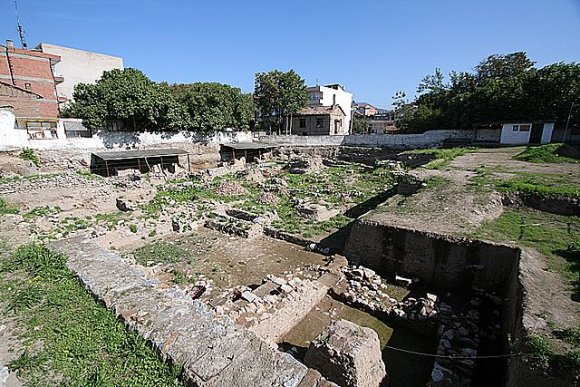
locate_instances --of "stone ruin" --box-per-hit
[304,319,386,387]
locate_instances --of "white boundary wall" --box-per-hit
[260,130,474,148]
[0,111,253,151]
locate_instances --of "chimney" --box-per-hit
[6,40,14,48]
[332,94,336,106]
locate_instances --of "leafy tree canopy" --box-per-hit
[65,68,190,131]
[396,52,580,131]
[169,82,255,132]
[254,69,308,132]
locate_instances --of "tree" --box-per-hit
[352,115,370,134]
[66,68,190,131]
[254,70,308,134]
[417,68,447,94]
[475,52,535,81]
[170,82,254,131]
[402,52,580,130]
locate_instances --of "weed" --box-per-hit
[526,334,552,360]
[129,224,138,233]
[0,197,18,215]
[23,205,61,220]
[134,242,193,265]
[19,148,40,167]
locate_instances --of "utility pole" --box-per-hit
[563,102,575,144]
[14,0,28,49]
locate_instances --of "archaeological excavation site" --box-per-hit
[0,141,578,387]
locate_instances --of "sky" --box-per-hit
[1,0,579,108]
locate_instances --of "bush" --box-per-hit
[526,334,552,360]
[19,148,40,167]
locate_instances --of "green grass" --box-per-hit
[19,148,40,167]
[471,209,579,282]
[497,173,580,199]
[404,147,476,169]
[0,197,19,215]
[76,169,103,180]
[134,242,193,265]
[0,244,183,386]
[23,206,62,220]
[514,144,580,164]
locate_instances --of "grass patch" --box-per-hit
[404,147,476,169]
[0,197,18,215]
[0,244,183,386]
[470,209,579,283]
[497,173,580,199]
[76,169,103,180]
[514,144,580,164]
[23,205,61,220]
[19,148,40,167]
[134,242,193,265]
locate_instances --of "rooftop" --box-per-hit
[92,148,189,161]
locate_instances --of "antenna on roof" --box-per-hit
[14,0,28,49]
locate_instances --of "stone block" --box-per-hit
[304,319,386,387]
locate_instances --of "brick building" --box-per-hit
[0,39,62,138]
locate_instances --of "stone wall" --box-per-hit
[50,237,335,387]
[344,219,526,385]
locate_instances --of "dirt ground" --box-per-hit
[0,146,578,385]
[368,147,579,235]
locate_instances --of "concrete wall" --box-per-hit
[500,124,531,144]
[260,130,474,148]
[0,114,253,151]
[38,43,123,107]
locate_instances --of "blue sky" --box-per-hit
[1,0,579,108]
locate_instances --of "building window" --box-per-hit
[316,118,323,128]
[24,82,31,90]
[513,124,531,132]
[299,119,306,128]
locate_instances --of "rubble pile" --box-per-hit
[388,294,439,332]
[287,156,323,174]
[339,266,395,314]
[429,300,481,386]
[258,192,280,205]
[215,180,249,196]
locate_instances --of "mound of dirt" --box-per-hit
[216,181,249,196]
[258,192,280,205]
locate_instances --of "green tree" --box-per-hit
[475,52,535,81]
[403,52,580,130]
[66,68,190,131]
[170,82,254,131]
[254,69,308,134]
[352,115,370,134]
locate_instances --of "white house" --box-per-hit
[500,122,554,145]
[306,84,353,135]
[36,43,124,109]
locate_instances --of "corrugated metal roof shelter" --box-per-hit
[91,148,190,176]
[219,142,279,162]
